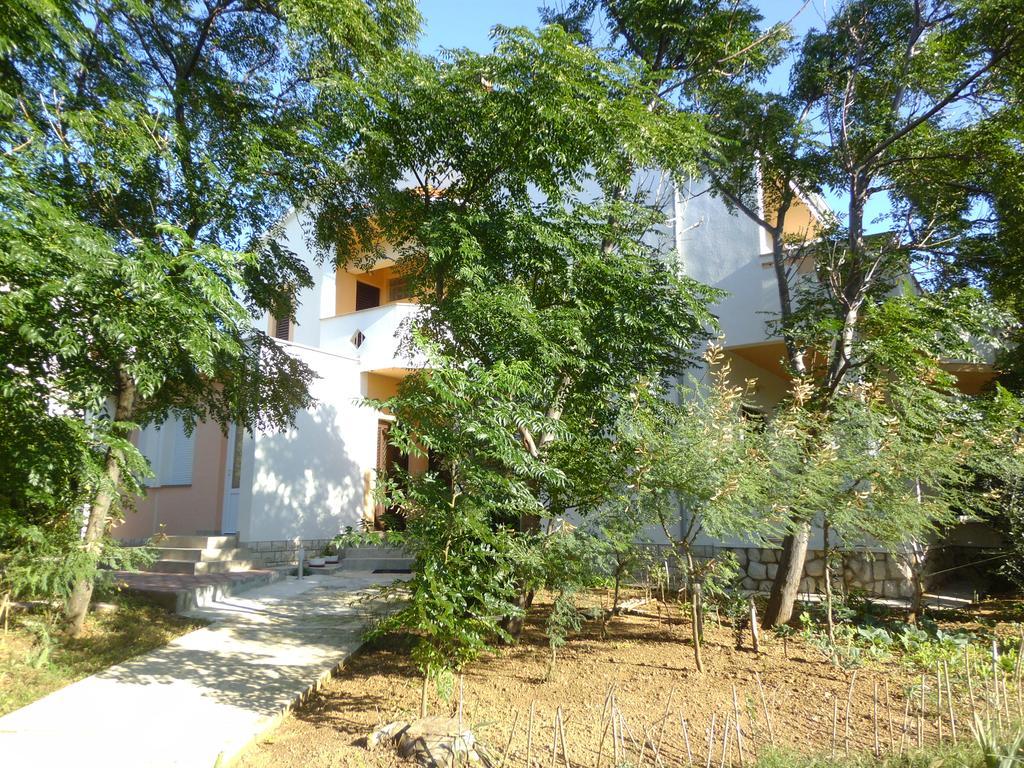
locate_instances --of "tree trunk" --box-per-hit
[823,518,835,644]
[690,583,704,673]
[762,522,810,628]
[65,373,136,637]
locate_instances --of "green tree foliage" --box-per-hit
[0,0,418,633]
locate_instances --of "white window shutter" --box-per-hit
[164,422,195,486]
[137,425,162,487]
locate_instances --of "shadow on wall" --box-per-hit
[248,402,369,543]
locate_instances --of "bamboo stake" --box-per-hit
[499,709,520,768]
[967,645,977,716]
[656,688,675,759]
[873,680,880,757]
[557,707,570,768]
[831,698,838,759]
[527,701,535,768]
[612,703,620,766]
[1003,672,1011,725]
[732,685,746,766]
[845,671,858,756]
[680,713,693,767]
[885,679,895,753]
[993,639,1003,731]
[549,711,558,768]
[944,659,957,744]
[754,672,775,746]
[936,664,943,743]
[899,693,912,756]
[458,674,464,732]
[596,707,611,768]
[749,597,760,654]
[720,712,732,768]
[918,675,925,748]
[705,713,716,768]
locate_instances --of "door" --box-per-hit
[221,424,243,534]
[375,420,408,531]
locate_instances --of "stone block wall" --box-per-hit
[244,538,335,567]
[639,543,917,599]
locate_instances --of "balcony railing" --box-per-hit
[319,302,425,371]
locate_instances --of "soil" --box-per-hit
[236,590,1021,768]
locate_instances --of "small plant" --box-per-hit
[970,715,1024,768]
[545,590,583,681]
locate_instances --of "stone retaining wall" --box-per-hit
[641,544,917,599]
[243,539,335,567]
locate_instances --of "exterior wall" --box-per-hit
[114,419,228,540]
[238,343,377,546]
[335,263,415,316]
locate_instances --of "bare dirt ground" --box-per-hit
[236,589,1021,768]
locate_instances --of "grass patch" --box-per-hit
[0,596,204,716]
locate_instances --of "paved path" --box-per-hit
[0,572,403,768]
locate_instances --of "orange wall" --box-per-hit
[114,420,229,539]
[335,264,417,316]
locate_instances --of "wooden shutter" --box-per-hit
[355,281,381,311]
[273,315,291,340]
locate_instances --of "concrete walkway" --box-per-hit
[0,572,404,768]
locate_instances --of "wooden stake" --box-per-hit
[936,665,943,743]
[656,688,675,758]
[899,693,912,756]
[749,597,760,654]
[885,679,894,753]
[499,709,520,768]
[754,672,775,747]
[680,712,694,767]
[720,712,732,768]
[1003,672,1011,725]
[596,704,611,768]
[967,645,977,716]
[557,707,570,768]
[831,698,838,759]
[526,701,535,768]
[549,710,558,768]
[845,670,858,756]
[732,684,746,766]
[944,659,957,745]
[705,713,716,768]
[458,674,464,732]
[918,675,925,748]
[873,680,880,757]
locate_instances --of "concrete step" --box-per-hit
[154,547,249,563]
[158,534,238,549]
[148,559,253,575]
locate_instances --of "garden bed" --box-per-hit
[236,589,1023,767]
[0,596,205,717]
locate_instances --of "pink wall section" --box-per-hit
[114,420,229,540]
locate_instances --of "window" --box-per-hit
[388,277,411,302]
[136,417,195,487]
[355,281,381,311]
[230,426,244,490]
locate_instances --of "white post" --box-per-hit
[298,545,305,581]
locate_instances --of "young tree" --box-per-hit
[622,344,779,671]
[322,26,721,682]
[0,0,417,634]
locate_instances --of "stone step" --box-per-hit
[339,546,408,559]
[148,559,253,575]
[158,534,238,549]
[154,547,249,563]
[337,556,412,572]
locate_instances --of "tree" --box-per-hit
[323,25,721,683]
[0,0,417,634]
[622,344,778,671]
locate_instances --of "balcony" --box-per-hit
[320,302,425,373]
